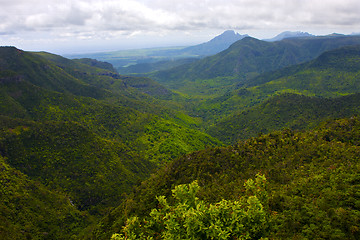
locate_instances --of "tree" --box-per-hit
[112,173,270,240]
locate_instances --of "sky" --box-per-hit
[1,0,360,55]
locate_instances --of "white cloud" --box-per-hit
[1,0,360,53]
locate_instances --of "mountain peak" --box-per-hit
[208,30,248,44]
[265,31,314,42]
[218,30,240,37]
[179,30,248,56]
[325,33,346,37]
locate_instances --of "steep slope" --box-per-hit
[0,116,154,213]
[0,77,220,164]
[35,51,174,100]
[151,35,360,96]
[208,93,360,144]
[242,44,360,88]
[0,155,90,240]
[0,73,154,141]
[0,47,107,99]
[0,47,222,239]
[197,45,360,124]
[94,117,360,240]
[0,47,221,162]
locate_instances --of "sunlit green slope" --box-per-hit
[94,117,360,240]
[0,46,222,239]
[197,45,360,125]
[208,93,360,143]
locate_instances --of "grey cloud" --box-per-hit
[65,4,92,26]
[1,0,360,40]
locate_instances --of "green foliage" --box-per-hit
[117,58,198,75]
[0,47,221,166]
[0,155,89,239]
[197,45,360,126]
[96,117,360,239]
[0,117,153,213]
[137,118,222,163]
[112,174,269,240]
[2,36,360,240]
[73,58,117,72]
[0,47,107,99]
[0,46,224,239]
[152,36,360,96]
[120,76,174,99]
[209,92,360,143]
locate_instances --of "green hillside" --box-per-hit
[208,93,360,144]
[2,35,360,239]
[34,51,174,101]
[90,42,360,239]
[151,35,360,98]
[196,45,360,124]
[0,117,153,213]
[73,58,117,72]
[117,58,198,75]
[0,46,222,239]
[0,47,220,161]
[0,153,90,240]
[94,117,360,239]
[0,47,107,99]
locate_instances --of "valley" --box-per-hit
[1,31,360,239]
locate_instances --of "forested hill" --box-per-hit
[208,93,360,144]
[242,44,360,88]
[0,47,220,162]
[94,116,360,240]
[193,44,360,126]
[0,47,107,99]
[1,34,360,239]
[0,46,221,239]
[151,35,360,90]
[89,41,360,239]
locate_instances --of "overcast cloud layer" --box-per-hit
[1,0,360,54]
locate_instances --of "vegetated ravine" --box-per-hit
[0,34,360,239]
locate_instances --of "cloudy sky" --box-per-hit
[1,0,359,54]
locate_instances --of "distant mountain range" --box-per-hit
[176,30,249,56]
[71,30,352,75]
[151,35,360,93]
[264,31,315,41]
[68,30,249,71]
[116,30,248,74]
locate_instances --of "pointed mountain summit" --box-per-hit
[178,30,249,56]
[265,31,314,42]
[206,30,249,45]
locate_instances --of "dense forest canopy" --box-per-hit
[1,34,360,239]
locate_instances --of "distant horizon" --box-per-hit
[1,0,359,55]
[4,29,360,56]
